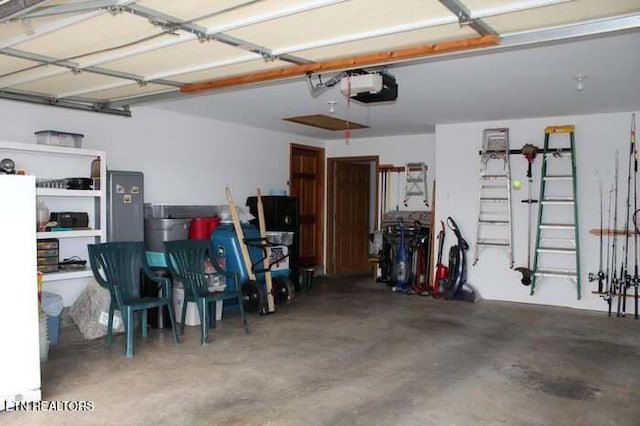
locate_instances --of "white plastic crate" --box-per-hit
[173,287,223,326]
[35,130,84,148]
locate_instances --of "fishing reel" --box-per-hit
[587,271,605,282]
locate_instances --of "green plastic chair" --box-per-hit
[88,241,179,357]
[164,239,248,345]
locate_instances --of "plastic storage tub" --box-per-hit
[35,130,84,148]
[144,218,191,252]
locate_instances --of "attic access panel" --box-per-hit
[283,114,368,131]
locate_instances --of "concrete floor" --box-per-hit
[5,276,640,425]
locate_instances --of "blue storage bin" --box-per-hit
[41,291,63,345]
[47,314,60,345]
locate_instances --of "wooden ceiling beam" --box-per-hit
[181,34,498,94]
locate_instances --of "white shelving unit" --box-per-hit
[36,188,101,197]
[0,141,106,302]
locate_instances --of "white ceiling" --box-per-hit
[153,30,640,139]
[1,0,639,123]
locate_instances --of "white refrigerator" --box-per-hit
[0,175,41,409]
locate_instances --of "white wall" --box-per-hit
[0,99,323,205]
[326,133,436,212]
[435,111,639,311]
[0,99,322,304]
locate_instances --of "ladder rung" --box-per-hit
[480,151,507,155]
[534,268,577,278]
[479,213,510,218]
[477,239,510,247]
[406,178,424,182]
[406,191,424,196]
[542,198,574,205]
[480,184,509,189]
[544,151,572,157]
[480,197,508,202]
[480,174,509,179]
[479,220,509,225]
[539,223,575,230]
[537,247,576,254]
[544,175,573,181]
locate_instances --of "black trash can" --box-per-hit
[302,267,315,292]
[142,267,172,329]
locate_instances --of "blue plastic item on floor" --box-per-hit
[47,315,60,345]
[41,291,64,345]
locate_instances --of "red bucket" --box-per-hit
[188,216,221,240]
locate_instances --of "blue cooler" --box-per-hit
[212,222,290,310]
[212,222,263,283]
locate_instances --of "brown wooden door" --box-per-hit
[290,144,324,267]
[333,162,370,274]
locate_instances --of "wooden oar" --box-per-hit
[225,187,256,281]
[257,188,275,313]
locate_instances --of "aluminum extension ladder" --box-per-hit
[403,163,429,207]
[530,125,581,299]
[473,128,514,268]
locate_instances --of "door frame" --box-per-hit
[289,143,325,268]
[327,155,379,275]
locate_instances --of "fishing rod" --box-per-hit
[589,179,606,293]
[618,114,636,317]
[631,113,638,320]
[609,151,619,317]
[605,185,613,294]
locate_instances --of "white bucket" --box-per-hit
[39,313,49,362]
